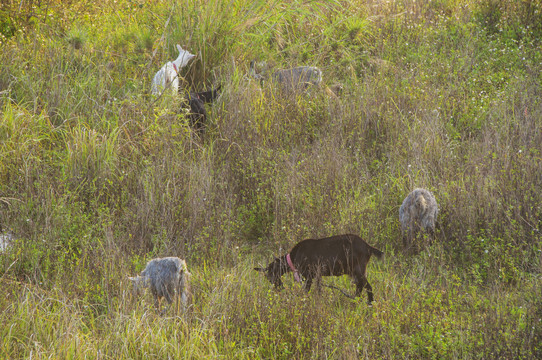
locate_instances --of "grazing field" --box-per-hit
[1,0,541,358]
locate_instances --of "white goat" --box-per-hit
[151,45,195,96]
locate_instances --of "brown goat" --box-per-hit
[254,234,383,303]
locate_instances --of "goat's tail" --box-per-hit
[370,246,384,260]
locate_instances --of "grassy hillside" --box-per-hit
[1,0,541,358]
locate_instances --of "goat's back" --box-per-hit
[272,66,322,90]
[291,234,382,267]
[151,62,179,95]
[141,257,185,297]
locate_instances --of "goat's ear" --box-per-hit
[254,267,265,272]
[176,44,182,52]
[127,276,136,282]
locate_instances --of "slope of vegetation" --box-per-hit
[1,0,541,358]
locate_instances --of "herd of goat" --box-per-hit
[0,45,439,313]
[127,45,441,313]
[131,188,437,312]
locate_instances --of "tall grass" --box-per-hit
[1,254,540,358]
[1,0,541,358]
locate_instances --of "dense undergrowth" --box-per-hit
[1,0,541,358]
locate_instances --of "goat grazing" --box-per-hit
[129,256,192,312]
[254,234,383,304]
[250,60,322,92]
[399,188,439,251]
[182,85,222,133]
[151,45,195,96]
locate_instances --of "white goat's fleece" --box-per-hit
[151,44,195,96]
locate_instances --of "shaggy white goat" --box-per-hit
[399,188,438,251]
[250,61,323,92]
[129,256,192,312]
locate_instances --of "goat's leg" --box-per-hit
[174,290,180,315]
[355,276,375,304]
[427,226,436,246]
[163,289,173,305]
[304,276,313,292]
[314,275,322,294]
[160,290,176,315]
[365,281,375,304]
[404,227,413,251]
[154,296,161,312]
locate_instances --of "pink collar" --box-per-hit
[172,63,178,73]
[286,253,302,282]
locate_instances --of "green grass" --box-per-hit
[1,0,541,358]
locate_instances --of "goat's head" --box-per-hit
[175,44,196,68]
[249,60,267,83]
[415,193,428,211]
[128,275,150,296]
[254,256,287,289]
